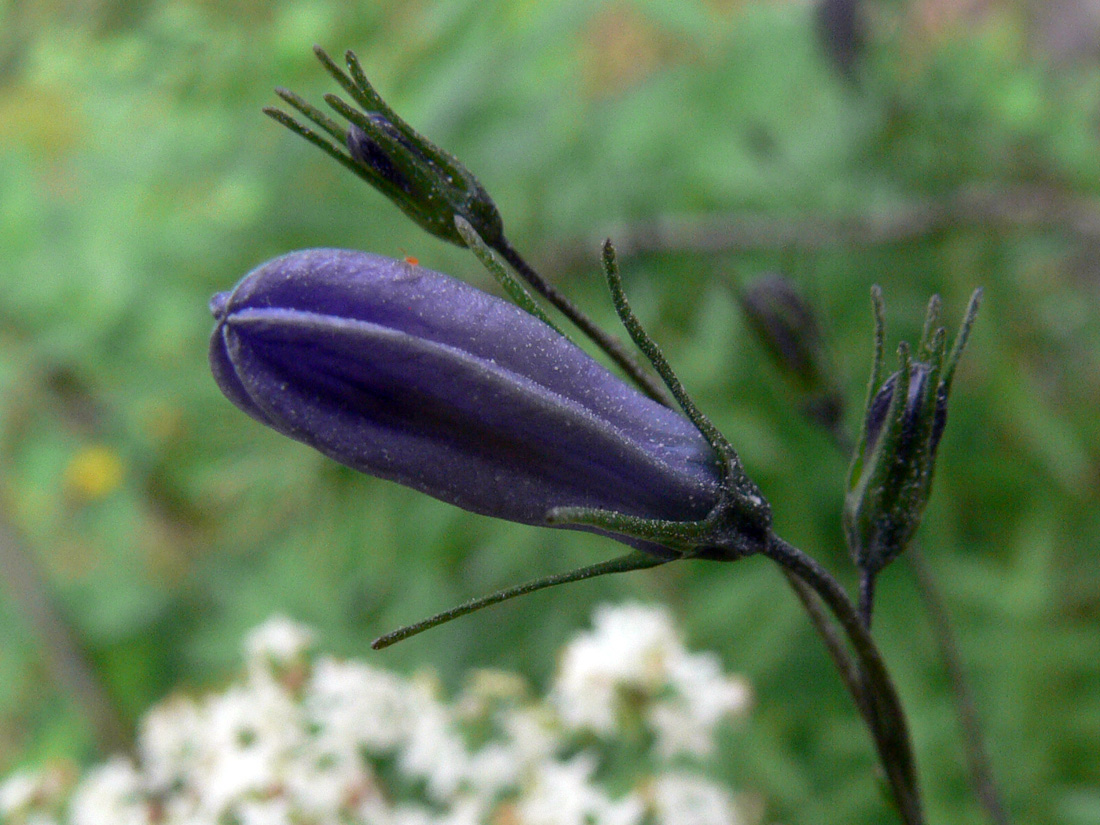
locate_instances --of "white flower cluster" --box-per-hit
[553,603,753,759]
[0,605,755,825]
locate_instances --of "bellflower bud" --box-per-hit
[737,274,844,434]
[210,249,725,558]
[264,47,503,248]
[844,288,982,575]
[862,364,947,461]
[815,0,865,83]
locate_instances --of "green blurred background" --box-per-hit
[2,0,1098,822]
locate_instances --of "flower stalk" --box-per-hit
[765,533,924,825]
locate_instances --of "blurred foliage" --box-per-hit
[1,0,1099,823]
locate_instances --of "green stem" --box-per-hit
[859,569,876,630]
[821,406,1006,825]
[766,533,924,825]
[779,567,868,717]
[493,237,674,407]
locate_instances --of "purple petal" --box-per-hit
[210,249,722,550]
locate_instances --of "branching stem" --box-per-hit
[779,567,868,716]
[766,533,924,825]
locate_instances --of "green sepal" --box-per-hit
[372,550,667,649]
[600,241,772,545]
[454,216,563,335]
[540,242,772,563]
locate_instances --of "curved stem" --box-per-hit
[859,569,876,630]
[780,567,868,717]
[493,237,674,407]
[766,533,924,825]
[0,514,130,755]
[820,414,1006,825]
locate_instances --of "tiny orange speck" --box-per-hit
[404,256,419,266]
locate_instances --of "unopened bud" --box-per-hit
[345,119,416,194]
[738,274,844,433]
[266,47,504,248]
[210,249,726,557]
[845,288,981,575]
[863,363,948,460]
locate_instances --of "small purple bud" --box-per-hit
[346,121,414,195]
[815,0,864,82]
[266,48,504,248]
[738,274,844,433]
[863,364,948,460]
[210,250,724,556]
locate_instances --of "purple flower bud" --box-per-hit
[210,249,724,555]
[847,358,949,575]
[265,48,505,249]
[738,274,844,433]
[815,0,864,83]
[845,288,981,576]
[863,364,948,460]
[346,119,415,195]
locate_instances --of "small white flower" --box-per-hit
[234,795,295,825]
[501,705,559,767]
[245,615,315,673]
[308,658,471,804]
[307,657,422,754]
[668,654,752,724]
[282,736,376,817]
[518,756,644,825]
[651,773,744,825]
[0,606,755,825]
[650,655,752,758]
[383,797,484,825]
[192,679,303,816]
[138,695,204,791]
[0,771,41,815]
[398,703,469,802]
[69,758,147,825]
[552,603,681,734]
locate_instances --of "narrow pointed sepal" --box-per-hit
[576,240,773,562]
[371,551,667,649]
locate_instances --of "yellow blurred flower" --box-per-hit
[64,446,125,501]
